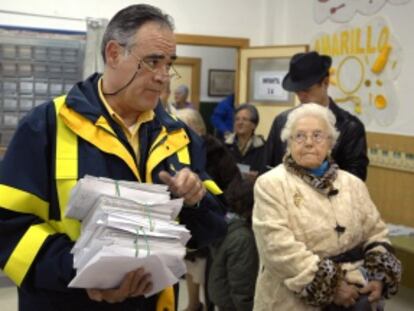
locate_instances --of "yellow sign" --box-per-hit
[311,17,402,127]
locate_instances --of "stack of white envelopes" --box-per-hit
[66,175,190,296]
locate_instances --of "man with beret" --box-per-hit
[263,51,369,180]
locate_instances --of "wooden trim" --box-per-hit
[240,44,310,51]
[176,33,249,48]
[365,131,414,227]
[175,57,201,109]
[0,147,5,157]
[234,49,242,106]
[367,132,414,154]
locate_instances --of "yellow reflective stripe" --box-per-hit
[156,286,175,311]
[3,223,54,286]
[203,180,223,195]
[55,96,78,179]
[146,128,190,183]
[0,185,49,221]
[54,96,80,241]
[59,103,140,181]
[177,146,190,165]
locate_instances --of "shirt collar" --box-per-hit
[97,77,154,135]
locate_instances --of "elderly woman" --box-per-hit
[173,85,194,110]
[252,103,401,310]
[225,103,265,179]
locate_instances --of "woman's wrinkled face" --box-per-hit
[289,116,332,169]
[234,109,256,137]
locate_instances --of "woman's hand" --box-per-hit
[359,280,383,303]
[333,280,360,308]
[86,268,152,303]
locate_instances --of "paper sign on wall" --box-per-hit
[253,71,288,101]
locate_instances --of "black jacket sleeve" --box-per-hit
[262,111,289,173]
[331,103,369,181]
[334,120,368,180]
[171,127,227,250]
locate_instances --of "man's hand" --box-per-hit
[359,280,383,303]
[86,268,152,303]
[159,167,206,206]
[333,280,360,308]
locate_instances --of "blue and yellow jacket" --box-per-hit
[0,74,227,311]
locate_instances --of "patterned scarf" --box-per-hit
[283,154,339,196]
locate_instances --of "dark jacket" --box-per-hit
[225,134,266,173]
[0,73,227,311]
[208,218,259,311]
[204,134,241,193]
[263,99,369,180]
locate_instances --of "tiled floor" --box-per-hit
[1,278,413,310]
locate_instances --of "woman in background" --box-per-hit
[253,103,401,310]
[225,104,265,181]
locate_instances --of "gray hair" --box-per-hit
[281,103,339,148]
[175,85,189,97]
[101,4,174,63]
[235,103,259,126]
[175,108,206,136]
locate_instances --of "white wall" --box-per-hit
[0,0,266,105]
[2,0,413,135]
[0,0,268,45]
[177,45,237,102]
[266,0,414,135]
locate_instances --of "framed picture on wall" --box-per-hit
[208,69,235,97]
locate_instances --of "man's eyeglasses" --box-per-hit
[291,131,330,144]
[130,52,181,80]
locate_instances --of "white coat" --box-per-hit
[252,165,389,311]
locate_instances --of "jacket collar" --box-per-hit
[225,133,265,149]
[65,73,184,134]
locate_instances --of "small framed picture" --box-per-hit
[208,69,235,97]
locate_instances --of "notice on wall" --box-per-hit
[253,71,288,102]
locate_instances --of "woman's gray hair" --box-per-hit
[101,4,174,63]
[281,103,339,148]
[175,85,189,97]
[175,108,206,136]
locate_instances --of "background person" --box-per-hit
[176,108,241,194]
[253,103,401,310]
[225,103,265,181]
[263,51,369,180]
[210,93,235,141]
[0,5,226,311]
[173,84,194,110]
[208,178,259,311]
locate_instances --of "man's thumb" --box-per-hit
[359,285,371,294]
[158,170,174,186]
